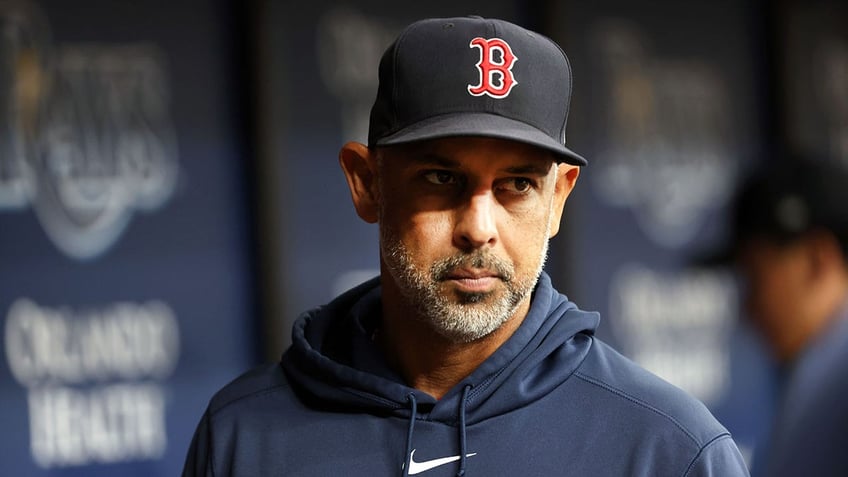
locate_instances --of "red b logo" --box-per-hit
[468,37,518,98]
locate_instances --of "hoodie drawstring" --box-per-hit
[401,386,473,477]
[456,384,472,477]
[402,393,418,477]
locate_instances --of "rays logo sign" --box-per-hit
[589,21,737,248]
[0,0,179,260]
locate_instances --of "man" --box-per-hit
[183,16,748,476]
[705,158,848,477]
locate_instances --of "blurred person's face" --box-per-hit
[738,238,816,362]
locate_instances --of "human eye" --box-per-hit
[423,170,458,186]
[499,177,536,194]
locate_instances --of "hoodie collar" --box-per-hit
[282,272,599,421]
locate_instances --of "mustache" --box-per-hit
[431,251,514,282]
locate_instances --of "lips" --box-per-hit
[444,269,501,293]
[445,268,500,280]
[431,251,514,284]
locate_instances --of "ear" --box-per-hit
[339,142,380,224]
[548,164,580,237]
[799,229,848,335]
[805,230,845,281]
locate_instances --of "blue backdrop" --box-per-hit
[0,0,257,475]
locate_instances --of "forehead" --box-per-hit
[738,236,802,267]
[378,137,557,171]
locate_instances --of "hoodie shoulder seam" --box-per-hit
[682,433,734,477]
[209,384,290,417]
[207,410,218,477]
[574,371,701,446]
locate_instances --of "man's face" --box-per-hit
[374,137,576,343]
[737,238,809,361]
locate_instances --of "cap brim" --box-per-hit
[373,112,587,166]
[690,242,736,268]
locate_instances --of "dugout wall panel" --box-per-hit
[0,1,258,475]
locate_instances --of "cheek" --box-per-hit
[501,211,551,263]
[386,209,452,253]
[746,262,803,328]
[748,277,786,322]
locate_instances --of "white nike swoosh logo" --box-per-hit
[407,449,478,475]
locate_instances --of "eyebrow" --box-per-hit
[503,164,552,176]
[403,152,553,175]
[402,153,459,168]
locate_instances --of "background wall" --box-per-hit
[0,1,258,475]
[1,0,846,475]
[549,0,775,463]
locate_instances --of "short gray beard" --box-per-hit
[380,215,552,344]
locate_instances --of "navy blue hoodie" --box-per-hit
[183,273,749,476]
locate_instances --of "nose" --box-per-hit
[453,191,498,250]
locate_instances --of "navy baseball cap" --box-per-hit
[368,16,587,166]
[697,157,848,265]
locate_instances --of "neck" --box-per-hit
[379,288,530,400]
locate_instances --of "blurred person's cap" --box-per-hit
[697,157,848,265]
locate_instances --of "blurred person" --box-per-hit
[703,157,848,477]
[183,16,748,476]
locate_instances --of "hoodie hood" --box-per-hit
[187,275,749,476]
[282,272,599,424]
